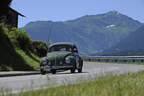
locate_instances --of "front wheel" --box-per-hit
[41,69,46,75]
[78,68,82,73]
[78,60,83,73]
[51,70,56,74]
[71,65,76,73]
[71,68,75,73]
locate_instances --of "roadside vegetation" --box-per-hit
[5,71,144,96]
[0,24,48,71]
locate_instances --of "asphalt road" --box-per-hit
[1,62,144,94]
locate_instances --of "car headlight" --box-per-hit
[48,61,51,65]
[42,61,47,65]
[40,57,48,65]
[43,61,47,65]
[40,60,48,66]
[65,57,71,63]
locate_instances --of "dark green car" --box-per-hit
[40,42,83,75]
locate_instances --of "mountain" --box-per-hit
[23,11,142,55]
[113,25,144,50]
[108,25,144,55]
[96,25,144,56]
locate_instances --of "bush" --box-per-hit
[32,40,48,57]
[7,28,48,57]
[0,24,38,71]
[8,28,32,52]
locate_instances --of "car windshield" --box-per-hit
[49,45,73,52]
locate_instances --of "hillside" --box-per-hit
[113,25,144,51]
[94,25,144,56]
[107,25,144,56]
[24,11,142,55]
[0,24,40,71]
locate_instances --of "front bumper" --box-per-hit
[41,65,73,72]
[41,65,51,72]
[51,65,73,70]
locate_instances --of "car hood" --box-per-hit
[47,51,72,61]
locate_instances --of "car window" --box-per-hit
[60,48,66,51]
[49,45,73,52]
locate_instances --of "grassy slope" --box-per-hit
[0,46,40,71]
[16,49,40,70]
[15,71,144,96]
[0,25,40,71]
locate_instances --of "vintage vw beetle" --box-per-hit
[40,42,83,75]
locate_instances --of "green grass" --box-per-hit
[0,48,40,71]
[9,71,144,96]
[16,49,40,70]
[0,24,40,71]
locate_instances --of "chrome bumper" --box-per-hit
[41,65,73,71]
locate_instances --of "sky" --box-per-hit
[11,0,144,28]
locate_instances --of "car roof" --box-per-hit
[49,42,76,48]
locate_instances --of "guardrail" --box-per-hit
[82,56,144,63]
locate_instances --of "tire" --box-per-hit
[71,65,76,73]
[71,68,76,73]
[78,60,83,73]
[78,68,82,73]
[70,60,76,73]
[41,69,46,75]
[51,70,56,74]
